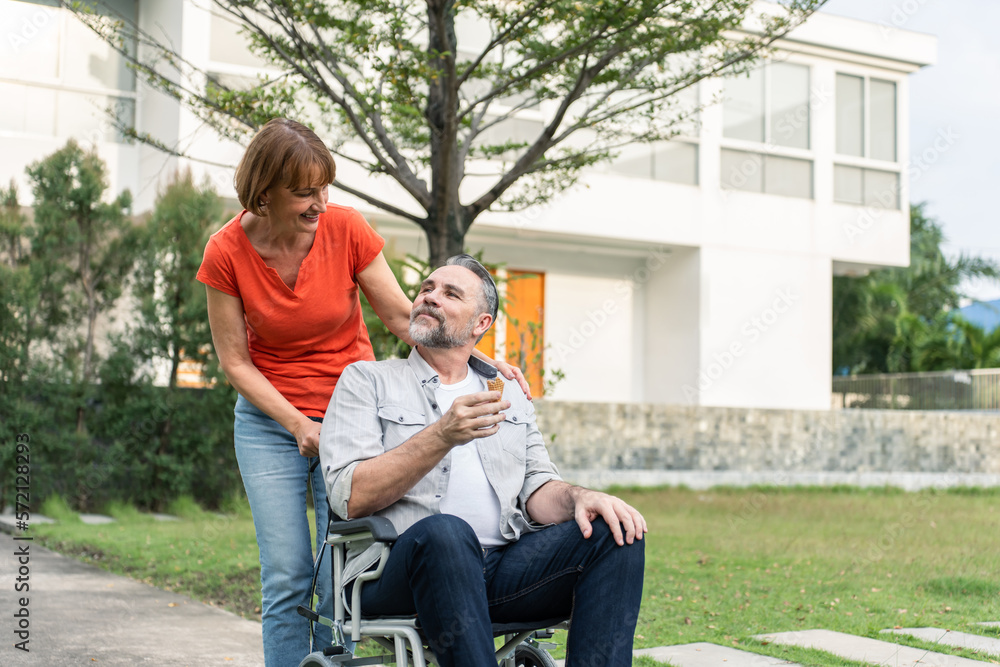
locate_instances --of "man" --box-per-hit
[320,254,645,667]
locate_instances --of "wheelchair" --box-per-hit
[296,515,566,666]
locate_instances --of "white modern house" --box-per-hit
[0,0,936,411]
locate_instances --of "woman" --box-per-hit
[196,118,527,667]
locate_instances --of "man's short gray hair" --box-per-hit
[445,254,499,327]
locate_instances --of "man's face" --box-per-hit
[410,265,490,349]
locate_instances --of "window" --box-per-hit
[721,62,813,199]
[833,165,899,208]
[607,84,699,185]
[721,149,813,199]
[0,0,137,143]
[724,62,811,149]
[834,73,899,208]
[210,9,268,68]
[836,73,897,161]
[611,141,698,185]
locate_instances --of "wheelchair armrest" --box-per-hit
[328,516,398,544]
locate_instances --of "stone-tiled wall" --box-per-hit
[534,402,1000,489]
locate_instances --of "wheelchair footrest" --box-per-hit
[297,605,320,622]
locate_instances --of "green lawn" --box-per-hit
[33,486,1000,664]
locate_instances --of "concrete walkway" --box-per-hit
[883,628,1000,657]
[2,528,998,666]
[754,629,993,666]
[0,531,264,666]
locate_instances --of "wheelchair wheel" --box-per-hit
[297,651,341,667]
[514,642,558,667]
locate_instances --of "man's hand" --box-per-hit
[570,488,647,546]
[527,482,648,546]
[293,417,322,457]
[434,391,509,447]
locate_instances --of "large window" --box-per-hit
[611,141,698,185]
[721,62,813,199]
[720,150,813,198]
[0,0,137,143]
[724,62,810,149]
[836,74,897,161]
[834,73,899,208]
[607,83,700,185]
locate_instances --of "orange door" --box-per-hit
[475,270,546,395]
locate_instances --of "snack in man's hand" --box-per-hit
[487,376,504,397]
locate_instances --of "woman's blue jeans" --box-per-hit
[234,395,333,667]
[357,513,644,667]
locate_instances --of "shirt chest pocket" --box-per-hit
[376,405,427,450]
[498,408,529,462]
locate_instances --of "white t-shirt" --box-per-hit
[436,366,506,547]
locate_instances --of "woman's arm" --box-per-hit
[356,252,415,345]
[206,285,322,456]
[357,252,533,397]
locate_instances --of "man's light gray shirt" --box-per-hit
[319,348,561,588]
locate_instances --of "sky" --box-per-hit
[819,0,1000,303]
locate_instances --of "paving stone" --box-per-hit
[977,622,1000,628]
[754,629,989,666]
[636,642,802,666]
[79,513,115,525]
[883,628,1000,657]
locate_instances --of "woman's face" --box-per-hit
[261,168,329,231]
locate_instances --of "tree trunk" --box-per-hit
[425,208,469,268]
[425,0,464,268]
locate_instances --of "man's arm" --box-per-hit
[525,480,648,546]
[320,364,510,519]
[348,391,509,516]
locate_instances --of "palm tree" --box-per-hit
[832,203,1000,374]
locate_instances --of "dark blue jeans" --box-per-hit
[357,514,644,667]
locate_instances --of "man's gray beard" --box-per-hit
[409,314,475,349]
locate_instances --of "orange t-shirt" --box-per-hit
[197,204,385,417]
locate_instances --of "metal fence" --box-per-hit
[832,369,1000,411]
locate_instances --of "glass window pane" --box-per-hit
[670,83,701,137]
[56,90,109,141]
[0,82,27,132]
[863,169,899,209]
[720,149,763,192]
[870,79,897,161]
[770,62,810,149]
[834,164,864,204]
[723,68,764,142]
[23,85,58,136]
[836,73,864,157]
[210,10,267,68]
[764,154,812,199]
[610,144,653,179]
[61,0,137,91]
[653,142,697,185]
[0,0,61,80]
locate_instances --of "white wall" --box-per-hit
[543,273,635,403]
[696,246,832,410]
[642,246,701,404]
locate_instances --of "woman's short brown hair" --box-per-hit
[235,118,337,216]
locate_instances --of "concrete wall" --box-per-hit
[535,401,1000,490]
